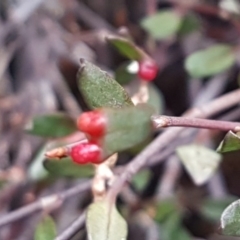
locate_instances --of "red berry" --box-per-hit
[77,110,107,137]
[70,142,102,164]
[138,60,158,81]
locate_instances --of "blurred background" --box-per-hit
[1,0,240,239]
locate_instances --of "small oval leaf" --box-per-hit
[34,215,56,240]
[217,131,240,153]
[221,199,240,236]
[185,44,235,78]
[176,144,222,185]
[141,10,182,40]
[25,113,77,138]
[101,104,154,156]
[86,200,127,240]
[107,35,149,61]
[43,158,94,178]
[77,59,133,109]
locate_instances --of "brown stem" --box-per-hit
[152,115,240,132]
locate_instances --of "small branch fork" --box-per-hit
[152,115,240,132]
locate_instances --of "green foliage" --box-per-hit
[77,59,133,109]
[217,131,240,153]
[147,83,164,115]
[178,14,200,36]
[107,35,148,61]
[115,61,135,85]
[159,213,191,240]
[155,199,191,240]
[155,199,178,223]
[185,44,235,78]
[27,144,50,181]
[105,104,154,133]
[202,197,237,221]
[25,113,77,138]
[43,158,94,178]
[101,104,154,156]
[34,215,56,240]
[86,200,127,240]
[132,169,151,191]
[220,199,240,236]
[176,144,222,185]
[141,10,182,40]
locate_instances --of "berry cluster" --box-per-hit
[70,59,158,164]
[70,110,107,164]
[138,60,158,82]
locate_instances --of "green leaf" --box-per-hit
[107,35,148,61]
[132,169,151,191]
[185,44,235,78]
[147,83,164,115]
[77,59,133,109]
[154,198,191,240]
[102,104,154,156]
[141,10,182,40]
[221,199,240,236]
[86,200,127,240]
[202,197,237,221]
[159,213,191,240]
[217,131,240,153]
[155,199,178,223]
[176,144,222,185]
[115,61,135,85]
[105,104,154,133]
[178,14,200,36]
[25,113,77,138]
[27,144,49,181]
[34,215,56,240]
[43,158,94,178]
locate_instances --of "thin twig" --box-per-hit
[73,1,115,31]
[55,212,86,240]
[152,115,240,132]
[156,154,181,200]
[108,88,240,200]
[147,129,198,167]
[0,181,91,228]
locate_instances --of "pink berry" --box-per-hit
[70,142,102,164]
[77,110,106,137]
[138,60,158,81]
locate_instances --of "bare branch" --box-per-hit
[152,115,240,132]
[55,212,86,240]
[0,181,90,228]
